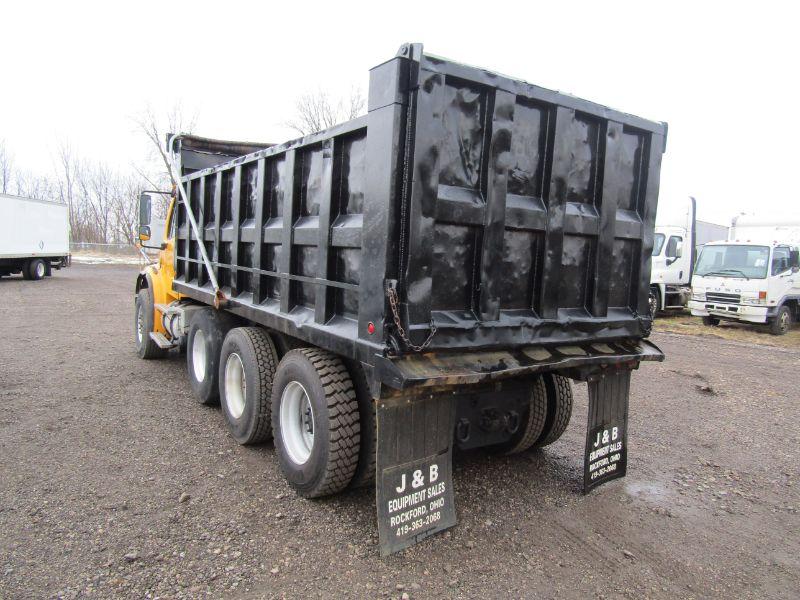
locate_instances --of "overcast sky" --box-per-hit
[2,1,797,225]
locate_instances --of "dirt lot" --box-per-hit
[1,265,798,599]
[654,312,800,348]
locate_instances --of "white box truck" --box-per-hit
[688,214,800,335]
[649,196,729,314]
[0,193,71,280]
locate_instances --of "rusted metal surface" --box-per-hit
[376,339,663,390]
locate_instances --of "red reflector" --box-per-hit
[367,322,375,334]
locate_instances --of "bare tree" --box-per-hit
[133,103,197,218]
[0,139,13,194]
[286,88,365,136]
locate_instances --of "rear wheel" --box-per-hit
[28,259,47,280]
[533,374,573,448]
[770,305,792,335]
[186,308,238,405]
[271,348,360,498]
[493,377,548,455]
[702,315,720,327]
[219,327,278,444]
[346,360,377,489]
[134,288,167,359]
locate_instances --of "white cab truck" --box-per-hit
[689,215,800,334]
[0,193,71,280]
[649,197,728,315]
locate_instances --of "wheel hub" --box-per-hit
[224,352,246,419]
[192,330,207,382]
[280,380,314,465]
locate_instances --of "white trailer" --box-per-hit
[0,193,71,280]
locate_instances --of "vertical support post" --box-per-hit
[315,139,335,324]
[279,150,297,314]
[252,158,266,305]
[636,132,664,314]
[184,180,194,282]
[359,55,410,349]
[230,165,242,297]
[213,171,223,282]
[591,121,622,317]
[198,176,207,287]
[403,68,445,338]
[478,89,515,321]
[539,107,572,319]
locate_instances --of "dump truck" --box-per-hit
[134,44,667,555]
[0,193,71,280]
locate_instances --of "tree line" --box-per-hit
[0,91,363,246]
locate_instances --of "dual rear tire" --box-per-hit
[495,373,574,455]
[185,310,363,497]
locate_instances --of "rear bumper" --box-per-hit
[377,338,664,390]
[688,301,771,323]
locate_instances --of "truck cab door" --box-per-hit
[769,246,799,301]
[664,235,690,283]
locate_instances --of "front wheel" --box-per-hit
[271,348,360,498]
[649,288,660,318]
[135,289,167,359]
[770,305,792,335]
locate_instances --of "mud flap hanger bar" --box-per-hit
[166,133,226,308]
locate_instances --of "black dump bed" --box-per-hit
[173,44,666,391]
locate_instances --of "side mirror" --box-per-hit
[674,240,683,259]
[790,250,800,268]
[139,225,151,241]
[139,192,152,228]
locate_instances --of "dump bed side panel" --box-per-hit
[398,50,666,350]
[172,117,373,358]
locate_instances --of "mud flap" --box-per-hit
[583,369,631,493]
[376,394,457,556]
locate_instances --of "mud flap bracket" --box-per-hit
[376,394,457,556]
[583,368,632,493]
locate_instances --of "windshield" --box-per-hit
[652,233,665,256]
[695,245,770,279]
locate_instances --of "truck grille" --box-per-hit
[706,292,741,304]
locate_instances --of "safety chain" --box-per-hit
[387,285,437,352]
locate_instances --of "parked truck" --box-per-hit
[649,197,729,314]
[689,214,800,334]
[134,44,667,555]
[0,193,70,280]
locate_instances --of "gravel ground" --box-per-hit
[1,264,798,599]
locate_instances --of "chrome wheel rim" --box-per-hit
[192,330,207,382]
[36,262,45,278]
[780,311,789,331]
[280,381,314,465]
[224,352,246,419]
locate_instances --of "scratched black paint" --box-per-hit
[172,44,667,392]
